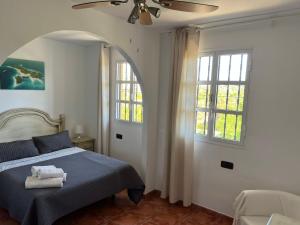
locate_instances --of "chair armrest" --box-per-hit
[234,190,285,216]
[233,190,285,225]
[267,214,300,225]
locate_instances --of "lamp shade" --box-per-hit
[75,125,83,135]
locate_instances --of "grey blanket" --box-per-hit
[0,151,145,225]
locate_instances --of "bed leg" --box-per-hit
[111,194,116,201]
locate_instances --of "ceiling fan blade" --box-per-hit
[128,5,139,24]
[159,0,218,13]
[139,11,153,25]
[72,1,125,9]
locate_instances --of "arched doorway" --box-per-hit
[0,30,147,179]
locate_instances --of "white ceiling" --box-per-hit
[71,0,300,29]
[43,30,104,46]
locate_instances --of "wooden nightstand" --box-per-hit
[72,137,95,151]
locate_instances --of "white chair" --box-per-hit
[267,214,300,225]
[233,190,300,225]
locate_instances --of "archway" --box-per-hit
[0,29,148,181]
[0,0,162,193]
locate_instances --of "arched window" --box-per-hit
[115,62,143,123]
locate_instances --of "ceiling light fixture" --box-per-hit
[138,2,153,25]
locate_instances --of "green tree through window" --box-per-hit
[196,51,250,144]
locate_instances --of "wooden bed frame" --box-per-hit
[0,108,65,143]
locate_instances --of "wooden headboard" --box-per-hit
[0,108,65,143]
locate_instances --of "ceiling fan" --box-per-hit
[72,0,218,25]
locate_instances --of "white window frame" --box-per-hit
[195,49,252,145]
[115,61,143,124]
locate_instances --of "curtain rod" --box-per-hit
[160,7,300,34]
[195,7,300,30]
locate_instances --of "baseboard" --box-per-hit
[193,202,233,219]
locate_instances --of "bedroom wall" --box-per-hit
[84,43,101,139]
[155,32,174,190]
[0,37,99,137]
[156,14,300,216]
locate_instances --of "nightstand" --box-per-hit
[72,137,95,151]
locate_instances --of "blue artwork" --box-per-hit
[0,58,45,90]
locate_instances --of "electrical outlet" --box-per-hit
[116,133,123,140]
[221,161,234,170]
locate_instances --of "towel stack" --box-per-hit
[25,165,67,189]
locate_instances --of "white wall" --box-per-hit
[0,38,64,116]
[84,44,101,139]
[156,15,300,216]
[109,48,144,176]
[155,32,174,191]
[0,37,95,135]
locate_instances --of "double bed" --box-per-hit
[0,108,145,225]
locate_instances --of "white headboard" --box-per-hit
[0,108,65,143]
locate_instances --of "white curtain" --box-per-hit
[162,27,200,207]
[97,43,110,155]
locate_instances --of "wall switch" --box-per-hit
[116,133,123,140]
[221,161,234,170]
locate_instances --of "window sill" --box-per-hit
[114,119,143,126]
[194,134,246,150]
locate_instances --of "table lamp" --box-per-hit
[75,125,84,139]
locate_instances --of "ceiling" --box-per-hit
[71,0,300,29]
[44,30,104,46]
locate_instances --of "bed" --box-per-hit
[0,108,145,225]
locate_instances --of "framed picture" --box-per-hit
[0,58,45,90]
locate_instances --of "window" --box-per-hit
[115,62,143,123]
[195,51,251,144]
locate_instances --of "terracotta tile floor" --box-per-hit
[0,191,233,225]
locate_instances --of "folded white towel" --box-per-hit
[63,173,67,182]
[25,176,63,189]
[37,168,65,180]
[31,165,56,177]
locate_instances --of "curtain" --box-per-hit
[97,43,110,155]
[162,27,200,207]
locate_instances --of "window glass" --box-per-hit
[196,52,250,144]
[195,55,213,137]
[115,62,143,123]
